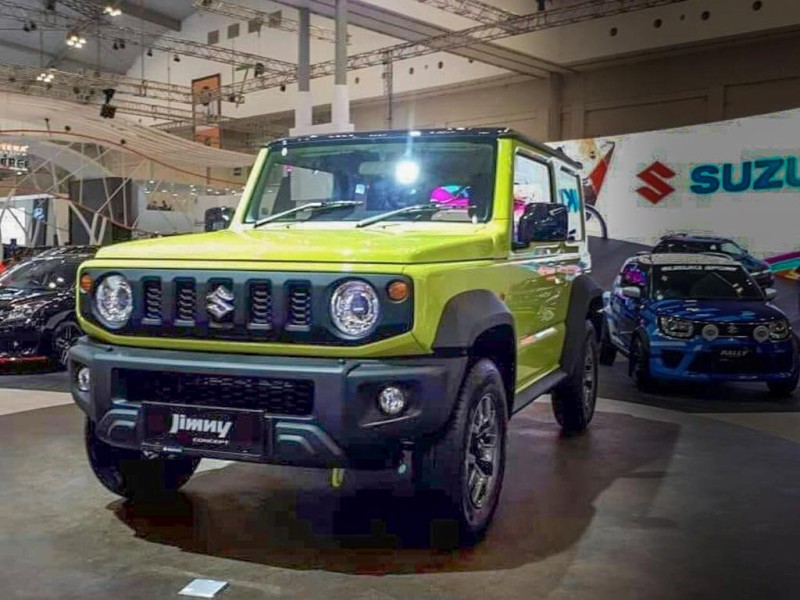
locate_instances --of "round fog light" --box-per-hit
[77,366,91,393]
[377,386,408,416]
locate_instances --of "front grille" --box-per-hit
[287,283,312,329]
[249,281,273,328]
[693,322,762,339]
[175,281,196,323]
[122,370,314,416]
[143,279,162,321]
[689,351,794,374]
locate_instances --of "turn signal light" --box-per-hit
[79,274,93,293]
[387,280,410,302]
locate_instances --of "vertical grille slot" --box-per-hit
[143,279,162,321]
[175,280,196,324]
[249,281,273,329]
[287,283,312,329]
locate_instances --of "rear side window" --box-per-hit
[556,167,584,241]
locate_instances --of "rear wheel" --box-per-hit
[598,319,618,366]
[85,419,199,500]
[413,359,508,545]
[552,321,598,433]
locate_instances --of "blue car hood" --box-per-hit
[651,299,783,323]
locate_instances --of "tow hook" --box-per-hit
[330,468,345,489]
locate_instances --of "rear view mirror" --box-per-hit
[764,287,777,301]
[621,286,641,299]
[515,203,568,249]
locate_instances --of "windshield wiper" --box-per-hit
[356,203,459,228]
[254,201,362,228]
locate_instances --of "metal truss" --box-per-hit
[223,0,688,98]
[193,0,337,43]
[0,63,194,104]
[0,0,296,74]
[413,0,516,24]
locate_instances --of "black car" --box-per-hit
[652,234,774,288]
[0,246,96,369]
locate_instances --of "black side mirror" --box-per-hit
[515,202,568,249]
[204,206,234,232]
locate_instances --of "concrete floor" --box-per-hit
[1,362,799,600]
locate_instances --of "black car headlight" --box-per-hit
[330,280,381,338]
[658,316,694,339]
[769,319,790,340]
[94,274,133,329]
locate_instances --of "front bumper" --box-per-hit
[69,337,467,468]
[0,326,48,366]
[648,333,798,382]
[752,271,775,288]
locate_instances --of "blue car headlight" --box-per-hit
[769,319,790,340]
[658,316,694,339]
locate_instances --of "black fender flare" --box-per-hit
[432,290,514,352]
[560,274,603,375]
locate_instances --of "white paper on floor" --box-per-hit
[178,579,229,598]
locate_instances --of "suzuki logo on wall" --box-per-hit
[636,161,676,204]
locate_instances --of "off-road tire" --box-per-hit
[552,320,598,433]
[85,419,199,500]
[413,359,508,545]
[598,319,618,366]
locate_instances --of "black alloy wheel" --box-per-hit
[52,320,82,370]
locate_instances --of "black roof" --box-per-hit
[265,127,582,169]
[659,233,732,244]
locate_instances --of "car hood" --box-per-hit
[738,254,770,272]
[651,299,784,323]
[0,287,64,308]
[94,225,501,265]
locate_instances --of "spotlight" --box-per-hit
[112,41,118,50]
[102,87,115,103]
[103,2,122,16]
[23,21,37,32]
[36,71,54,83]
[279,84,286,92]
[44,0,56,11]
[146,47,153,57]
[254,62,265,76]
[66,31,87,48]
[173,54,180,62]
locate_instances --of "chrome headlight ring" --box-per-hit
[330,279,381,339]
[94,274,133,329]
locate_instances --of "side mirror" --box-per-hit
[764,287,777,301]
[204,206,234,232]
[515,202,568,248]
[621,286,642,299]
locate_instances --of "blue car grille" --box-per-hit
[692,322,761,339]
[688,351,793,375]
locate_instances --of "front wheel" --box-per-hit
[629,336,656,393]
[51,320,82,370]
[767,372,799,399]
[85,419,199,500]
[413,359,508,545]
[552,320,598,433]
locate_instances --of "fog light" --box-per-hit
[77,366,91,392]
[377,386,408,416]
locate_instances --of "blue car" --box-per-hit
[600,253,798,397]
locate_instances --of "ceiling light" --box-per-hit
[103,2,122,16]
[36,71,55,83]
[66,31,87,48]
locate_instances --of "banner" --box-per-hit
[551,109,800,279]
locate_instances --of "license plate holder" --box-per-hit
[142,403,265,457]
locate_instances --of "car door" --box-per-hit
[506,149,581,388]
[609,261,648,350]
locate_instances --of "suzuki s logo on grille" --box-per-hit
[206,285,235,320]
[636,161,676,204]
[169,414,232,439]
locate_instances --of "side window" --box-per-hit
[721,241,743,257]
[512,154,552,243]
[556,168,584,241]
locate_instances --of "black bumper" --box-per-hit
[69,338,467,469]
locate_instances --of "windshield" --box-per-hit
[0,257,82,290]
[246,138,496,225]
[652,265,763,301]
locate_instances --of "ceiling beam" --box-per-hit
[117,0,182,31]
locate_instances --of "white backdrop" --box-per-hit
[552,109,800,266]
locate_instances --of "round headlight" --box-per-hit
[94,274,133,329]
[330,280,380,338]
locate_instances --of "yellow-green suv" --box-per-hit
[70,128,602,542]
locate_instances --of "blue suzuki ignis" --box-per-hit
[600,253,798,397]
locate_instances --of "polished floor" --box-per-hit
[1,362,798,600]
